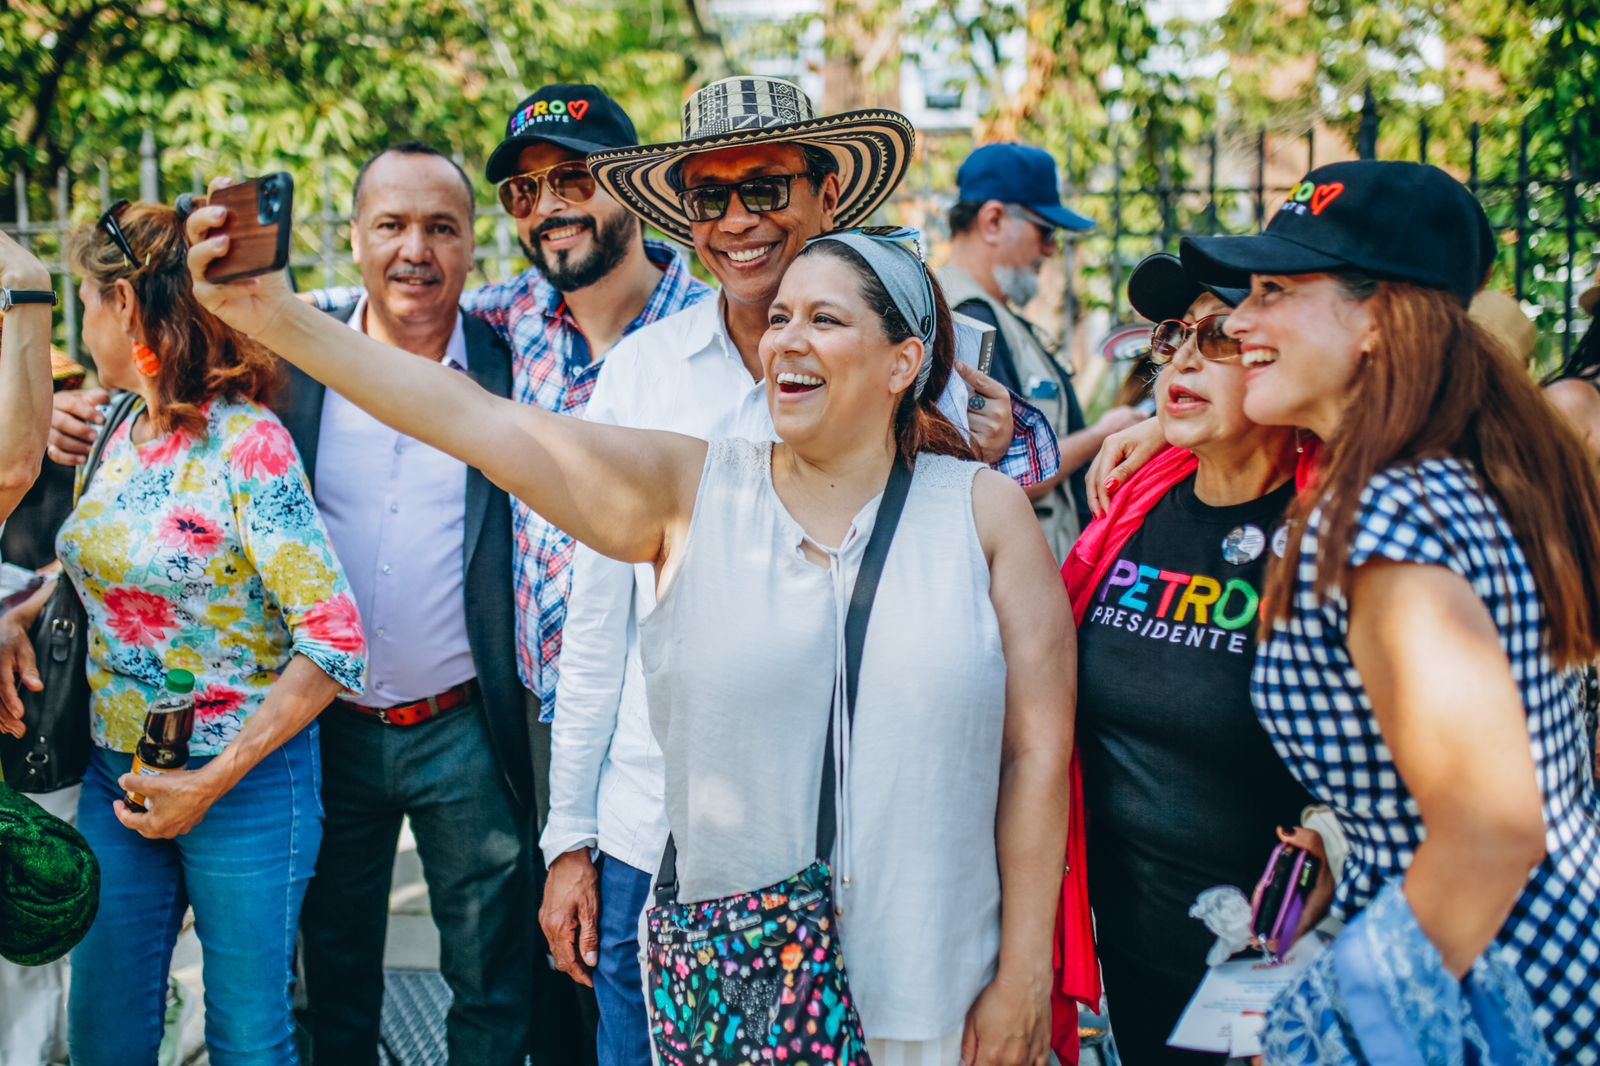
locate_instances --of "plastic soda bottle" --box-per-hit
[125,669,197,813]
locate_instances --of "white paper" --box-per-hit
[1167,936,1327,1057]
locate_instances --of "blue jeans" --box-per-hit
[69,728,322,1066]
[596,853,653,1066]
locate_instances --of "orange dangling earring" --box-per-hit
[131,341,161,377]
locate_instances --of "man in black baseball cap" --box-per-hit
[478,83,712,1066]
[486,85,640,184]
[1180,160,1496,306]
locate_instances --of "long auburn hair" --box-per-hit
[68,202,281,439]
[796,240,976,465]
[1264,278,1600,667]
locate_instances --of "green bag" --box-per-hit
[0,780,100,965]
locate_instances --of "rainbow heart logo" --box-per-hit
[568,99,590,121]
[1310,182,1344,216]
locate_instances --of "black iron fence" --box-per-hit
[2,133,533,365]
[1055,109,1597,370]
[6,106,1595,373]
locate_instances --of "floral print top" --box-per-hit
[57,396,366,756]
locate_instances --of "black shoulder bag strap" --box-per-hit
[654,457,915,906]
[77,392,143,497]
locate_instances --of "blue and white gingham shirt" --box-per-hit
[1254,459,1600,1058]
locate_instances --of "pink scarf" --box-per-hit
[1050,445,1200,1064]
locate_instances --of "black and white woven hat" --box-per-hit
[587,76,915,245]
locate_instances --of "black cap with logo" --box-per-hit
[485,85,639,185]
[1180,161,1496,306]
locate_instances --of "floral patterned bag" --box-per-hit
[645,459,912,1065]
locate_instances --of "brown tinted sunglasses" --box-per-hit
[496,161,597,218]
[1149,314,1241,364]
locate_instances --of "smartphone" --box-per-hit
[195,173,294,283]
[1250,845,1295,944]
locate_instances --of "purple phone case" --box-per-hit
[1267,848,1312,947]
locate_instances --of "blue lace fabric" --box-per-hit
[1265,880,1555,1065]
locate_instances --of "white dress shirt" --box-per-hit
[314,297,476,707]
[542,296,973,872]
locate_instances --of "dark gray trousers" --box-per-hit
[301,699,534,1066]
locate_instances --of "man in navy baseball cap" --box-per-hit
[940,143,1144,556]
[957,143,1096,233]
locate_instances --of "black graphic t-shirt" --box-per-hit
[1076,474,1311,1054]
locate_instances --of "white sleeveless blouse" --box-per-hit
[639,438,1008,1041]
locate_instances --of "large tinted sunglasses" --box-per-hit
[1149,314,1240,365]
[98,199,141,269]
[679,174,805,224]
[496,161,597,218]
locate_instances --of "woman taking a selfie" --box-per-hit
[187,198,1073,1065]
[1173,162,1600,1059]
[0,202,365,1066]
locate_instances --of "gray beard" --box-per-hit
[994,265,1040,308]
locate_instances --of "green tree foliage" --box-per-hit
[1,0,704,222]
[905,0,1594,350]
[1217,0,1598,356]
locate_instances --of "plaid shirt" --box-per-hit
[459,242,711,715]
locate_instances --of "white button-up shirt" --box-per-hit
[314,298,476,708]
[542,296,973,871]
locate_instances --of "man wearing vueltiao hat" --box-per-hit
[540,75,1065,1064]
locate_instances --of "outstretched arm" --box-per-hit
[0,231,56,522]
[184,203,704,566]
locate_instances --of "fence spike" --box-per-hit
[56,167,79,362]
[140,129,160,203]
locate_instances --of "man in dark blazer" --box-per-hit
[279,143,538,1066]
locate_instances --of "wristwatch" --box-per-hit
[0,288,58,312]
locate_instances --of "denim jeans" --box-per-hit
[69,728,322,1066]
[596,853,653,1066]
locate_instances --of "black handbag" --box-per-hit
[0,391,141,793]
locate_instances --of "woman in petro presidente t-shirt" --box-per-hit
[1062,254,1312,1064]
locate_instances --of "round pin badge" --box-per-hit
[1271,524,1290,559]
[1222,524,1266,565]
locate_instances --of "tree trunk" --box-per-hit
[821,0,902,113]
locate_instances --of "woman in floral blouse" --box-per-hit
[0,202,365,1066]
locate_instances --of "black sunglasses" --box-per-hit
[98,199,141,269]
[679,174,805,223]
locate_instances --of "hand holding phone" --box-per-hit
[184,179,299,340]
[184,173,294,283]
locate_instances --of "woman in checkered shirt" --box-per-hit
[1172,161,1600,1061]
